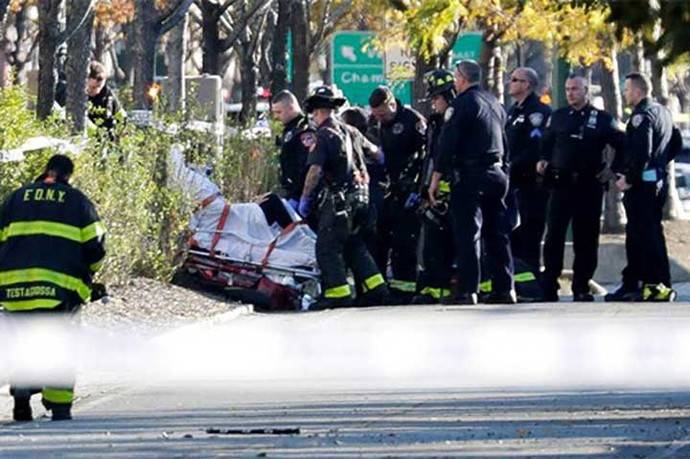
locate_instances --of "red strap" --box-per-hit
[209,204,230,257]
[260,221,307,268]
[200,192,220,208]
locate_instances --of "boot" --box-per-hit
[359,286,390,307]
[309,296,353,311]
[484,290,517,304]
[642,283,677,302]
[51,404,72,421]
[442,292,478,305]
[605,284,642,302]
[12,396,32,422]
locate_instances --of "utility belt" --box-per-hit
[318,183,369,218]
[453,153,502,171]
[544,168,599,187]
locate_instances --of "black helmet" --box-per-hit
[304,86,347,113]
[425,69,455,98]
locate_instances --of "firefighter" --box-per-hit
[271,90,315,209]
[429,60,515,305]
[369,86,427,303]
[0,154,106,422]
[537,75,625,301]
[413,69,456,304]
[608,72,679,302]
[299,86,388,309]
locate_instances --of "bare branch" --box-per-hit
[159,0,194,35]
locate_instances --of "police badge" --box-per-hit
[392,122,404,134]
[631,114,643,128]
[444,107,454,122]
[283,130,293,143]
[528,112,543,127]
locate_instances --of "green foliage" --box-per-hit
[0,84,280,287]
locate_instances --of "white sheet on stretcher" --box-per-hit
[168,145,317,269]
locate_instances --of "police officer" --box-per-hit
[369,86,427,303]
[413,70,456,304]
[506,67,552,272]
[607,72,677,302]
[299,86,388,309]
[271,90,315,209]
[86,61,125,134]
[429,60,515,305]
[536,75,625,302]
[0,155,106,422]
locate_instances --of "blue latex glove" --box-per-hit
[287,198,299,211]
[404,192,421,209]
[376,149,386,165]
[298,197,312,217]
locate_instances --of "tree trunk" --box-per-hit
[200,0,222,75]
[479,31,497,93]
[290,0,309,104]
[492,45,504,103]
[239,39,258,124]
[133,0,160,109]
[269,0,290,98]
[600,46,626,234]
[37,0,62,120]
[10,6,30,84]
[412,52,434,115]
[165,12,186,113]
[93,23,108,64]
[65,0,94,133]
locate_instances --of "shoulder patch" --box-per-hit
[415,120,426,135]
[392,122,404,135]
[300,132,316,148]
[631,114,644,128]
[528,112,543,127]
[444,107,454,122]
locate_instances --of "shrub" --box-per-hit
[0,84,281,287]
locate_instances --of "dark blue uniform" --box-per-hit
[277,113,314,202]
[540,103,625,298]
[617,97,675,293]
[436,85,514,297]
[506,92,552,271]
[375,101,426,299]
[309,117,386,307]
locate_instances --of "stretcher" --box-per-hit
[169,145,320,311]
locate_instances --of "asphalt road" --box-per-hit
[3,301,690,458]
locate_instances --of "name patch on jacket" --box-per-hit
[6,286,57,299]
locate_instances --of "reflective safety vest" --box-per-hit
[0,178,106,311]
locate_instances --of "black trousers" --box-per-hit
[621,182,671,287]
[416,206,454,296]
[375,192,420,294]
[510,184,548,271]
[316,196,383,300]
[450,166,514,294]
[542,180,603,295]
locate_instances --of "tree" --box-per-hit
[65,0,95,133]
[132,0,194,109]
[236,2,269,123]
[36,1,61,119]
[194,0,271,77]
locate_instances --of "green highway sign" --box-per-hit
[451,31,483,63]
[331,31,412,106]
